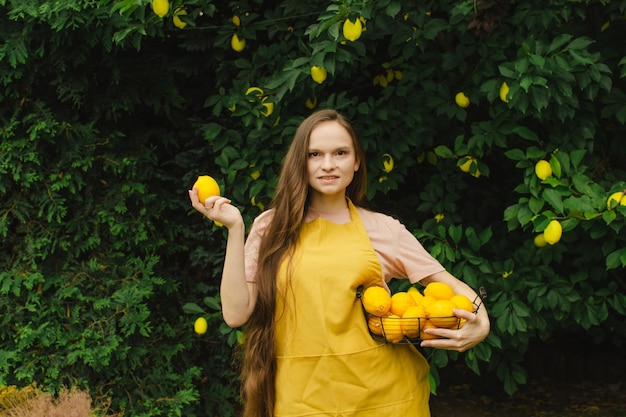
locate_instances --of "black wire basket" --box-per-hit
[356,286,487,346]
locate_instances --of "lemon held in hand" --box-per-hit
[193,175,221,204]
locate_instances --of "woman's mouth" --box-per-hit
[319,175,339,184]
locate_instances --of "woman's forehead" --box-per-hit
[309,121,353,148]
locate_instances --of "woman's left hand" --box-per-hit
[419,306,490,352]
[417,270,490,352]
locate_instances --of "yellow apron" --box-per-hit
[274,201,430,417]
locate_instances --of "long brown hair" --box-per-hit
[241,109,367,417]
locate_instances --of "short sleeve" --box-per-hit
[358,208,445,284]
[244,210,274,283]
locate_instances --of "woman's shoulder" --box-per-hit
[355,206,405,231]
[251,208,275,230]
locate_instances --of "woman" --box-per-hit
[189,109,490,417]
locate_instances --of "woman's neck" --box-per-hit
[308,194,349,211]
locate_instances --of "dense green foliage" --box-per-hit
[1,0,625,414]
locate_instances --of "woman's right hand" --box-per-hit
[188,186,243,229]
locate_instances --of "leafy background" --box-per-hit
[1,0,625,415]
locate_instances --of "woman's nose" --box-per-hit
[321,155,334,169]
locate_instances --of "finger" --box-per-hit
[204,195,224,208]
[453,308,476,321]
[188,187,200,203]
[210,197,232,210]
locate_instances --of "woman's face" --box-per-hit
[306,121,360,207]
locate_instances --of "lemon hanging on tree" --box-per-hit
[607,191,626,209]
[543,220,562,245]
[535,160,552,180]
[382,153,394,173]
[310,66,327,84]
[194,317,208,335]
[455,92,470,108]
[499,82,510,102]
[172,8,187,29]
[343,17,363,41]
[534,233,547,248]
[152,0,169,18]
[231,34,245,52]
[261,99,274,117]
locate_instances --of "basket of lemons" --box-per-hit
[356,282,486,344]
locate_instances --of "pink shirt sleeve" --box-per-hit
[357,207,445,284]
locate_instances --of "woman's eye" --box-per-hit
[308,152,319,157]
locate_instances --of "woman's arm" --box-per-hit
[188,187,257,328]
[418,270,490,352]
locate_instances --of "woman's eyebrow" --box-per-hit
[308,146,351,152]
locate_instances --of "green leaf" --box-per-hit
[606,249,625,269]
[546,34,573,54]
[567,36,594,51]
[542,189,564,214]
[182,303,206,315]
[385,1,402,18]
[423,18,448,40]
[433,145,454,158]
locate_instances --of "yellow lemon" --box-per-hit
[455,92,470,108]
[361,286,392,316]
[367,315,384,336]
[420,320,440,340]
[543,220,562,245]
[402,305,426,338]
[407,286,424,305]
[534,233,547,248]
[305,97,317,109]
[194,317,208,335]
[421,295,436,309]
[499,82,510,102]
[535,160,552,180]
[231,33,245,52]
[193,175,221,204]
[459,156,476,173]
[424,282,455,300]
[232,15,241,27]
[246,86,264,100]
[382,153,394,173]
[425,299,458,328]
[450,294,474,313]
[390,291,416,317]
[342,17,363,41]
[310,66,327,84]
[381,314,404,343]
[261,100,274,117]
[250,170,261,180]
[152,0,169,18]
[251,196,264,211]
[173,8,187,28]
[607,191,626,210]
